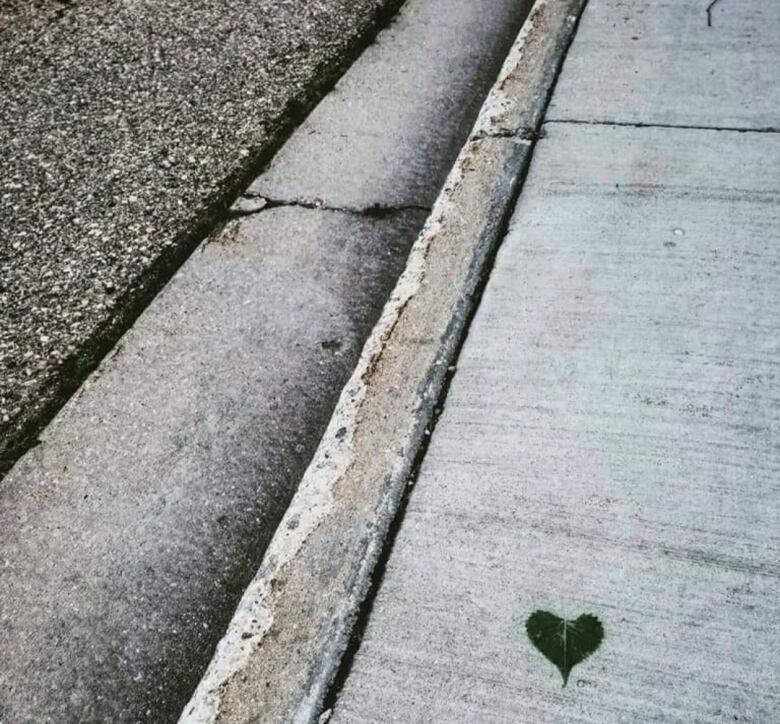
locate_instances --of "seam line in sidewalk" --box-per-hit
[546,118,780,135]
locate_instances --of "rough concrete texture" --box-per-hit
[248,0,529,210]
[184,136,531,724]
[333,122,780,724]
[0,207,425,723]
[331,1,780,719]
[548,0,780,129]
[0,0,405,472]
[0,0,537,721]
[181,2,585,722]
[473,0,582,137]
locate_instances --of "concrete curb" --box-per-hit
[179,2,586,721]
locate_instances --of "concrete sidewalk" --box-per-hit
[331,0,780,721]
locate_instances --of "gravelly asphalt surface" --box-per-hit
[0,0,400,471]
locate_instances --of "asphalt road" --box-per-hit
[0,0,401,472]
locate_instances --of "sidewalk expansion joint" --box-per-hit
[546,118,780,135]
[228,195,430,220]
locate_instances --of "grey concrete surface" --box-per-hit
[331,1,780,720]
[332,125,780,723]
[186,137,531,724]
[0,206,425,723]
[181,2,584,722]
[548,0,780,129]
[0,0,404,472]
[248,0,526,210]
[0,0,535,721]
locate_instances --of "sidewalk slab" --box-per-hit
[548,0,780,129]
[330,99,780,724]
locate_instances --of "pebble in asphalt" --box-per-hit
[0,0,400,471]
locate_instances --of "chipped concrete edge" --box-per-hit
[179,1,586,721]
[474,0,583,136]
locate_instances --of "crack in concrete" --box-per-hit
[546,118,780,135]
[228,195,430,220]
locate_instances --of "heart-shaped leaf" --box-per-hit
[525,610,604,686]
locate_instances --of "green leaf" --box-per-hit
[525,610,604,687]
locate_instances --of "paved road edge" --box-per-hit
[179,2,586,722]
[0,0,407,479]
